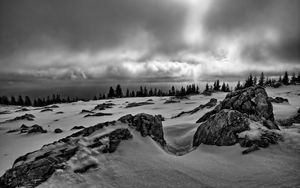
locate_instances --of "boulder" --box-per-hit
[27,124,47,134]
[71,126,85,130]
[93,103,114,110]
[193,86,283,153]
[196,86,277,129]
[119,113,166,146]
[268,97,288,103]
[193,110,250,147]
[54,128,63,133]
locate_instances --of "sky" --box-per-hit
[0,0,300,87]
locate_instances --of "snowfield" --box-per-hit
[0,85,300,187]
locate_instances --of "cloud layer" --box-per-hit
[0,0,299,82]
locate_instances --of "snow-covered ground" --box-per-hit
[0,86,300,187]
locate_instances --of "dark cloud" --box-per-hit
[0,0,299,83]
[203,0,300,63]
[0,0,186,57]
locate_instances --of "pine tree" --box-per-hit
[126,89,130,98]
[253,75,257,85]
[205,83,209,92]
[17,96,24,106]
[258,72,265,86]
[244,73,253,88]
[282,71,289,85]
[108,87,115,98]
[24,96,32,106]
[235,81,241,90]
[10,96,17,105]
[171,86,175,96]
[115,84,123,98]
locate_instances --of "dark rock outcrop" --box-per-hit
[196,86,277,129]
[0,119,132,188]
[40,108,53,112]
[173,98,217,118]
[27,124,47,134]
[54,128,63,133]
[119,113,166,146]
[268,97,288,103]
[193,110,250,147]
[193,86,283,153]
[125,101,154,108]
[71,126,85,130]
[242,145,260,155]
[93,103,114,111]
[81,109,94,114]
[84,112,113,117]
[12,114,35,122]
[164,99,180,104]
[15,108,30,112]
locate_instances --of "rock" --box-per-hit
[239,130,283,148]
[242,144,260,154]
[48,105,59,108]
[6,129,19,133]
[27,124,47,134]
[132,113,166,146]
[193,109,250,147]
[40,108,53,112]
[119,113,166,146]
[71,126,85,130]
[173,98,217,118]
[84,112,113,117]
[125,102,154,108]
[55,111,64,114]
[93,103,114,110]
[81,109,94,113]
[54,128,63,133]
[0,120,132,188]
[196,86,277,129]
[164,99,180,104]
[10,114,35,121]
[268,97,288,103]
[15,108,30,112]
[118,114,134,124]
[20,124,29,129]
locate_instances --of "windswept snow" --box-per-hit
[1,85,300,187]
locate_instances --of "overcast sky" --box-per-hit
[0,0,299,83]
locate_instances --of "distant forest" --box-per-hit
[0,71,299,107]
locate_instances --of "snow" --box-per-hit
[0,85,300,187]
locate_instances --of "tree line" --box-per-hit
[235,71,300,90]
[203,80,231,93]
[102,84,200,99]
[0,94,82,107]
